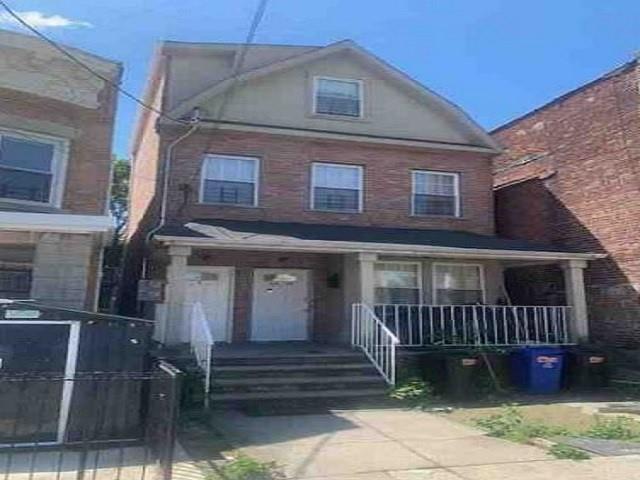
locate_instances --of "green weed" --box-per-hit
[548,443,591,460]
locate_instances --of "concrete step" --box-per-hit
[212,363,376,378]
[209,387,388,402]
[213,375,383,387]
[212,352,366,367]
[212,379,386,394]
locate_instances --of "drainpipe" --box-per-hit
[142,109,201,279]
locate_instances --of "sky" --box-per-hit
[1,0,639,158]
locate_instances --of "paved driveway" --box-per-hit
[212,408,640,479]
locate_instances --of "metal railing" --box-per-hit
[351,303,399,385]
[189,302,214,407]
[373,304,572,347]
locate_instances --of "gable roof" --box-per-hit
[165,39,500,151]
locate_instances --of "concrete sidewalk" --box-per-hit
[211,408,640,479]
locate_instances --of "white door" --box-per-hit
[183,267,233,342]
[251,268,310,341]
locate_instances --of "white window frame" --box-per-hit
[199,154,260,207]
[312,76,364,118]
[310,162,364,213]
[411,170,461,218]
[431,262,486,305]
[374,260,423,305]
[0,128,69,208]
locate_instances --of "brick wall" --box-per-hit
[493,60,640,346]
[0,84,118,215]
[147,128,495,234]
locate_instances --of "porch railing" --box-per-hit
[373,304,572,347]
[351,303,399,385]
[189,302,213,407]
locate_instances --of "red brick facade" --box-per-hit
[493,60,640,346]
[0,84,119,215]
[153,127,495,233]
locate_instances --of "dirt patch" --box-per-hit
[445,403,599,432]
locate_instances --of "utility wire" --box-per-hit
[0,0,188,125]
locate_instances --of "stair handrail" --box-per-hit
[351,302,399,385]
[189,301,213,408]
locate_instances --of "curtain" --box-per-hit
[313,164,360,189]
[204,156,256,182]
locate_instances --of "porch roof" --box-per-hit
[155,219,603,261]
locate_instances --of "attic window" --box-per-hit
[313,77,363,118]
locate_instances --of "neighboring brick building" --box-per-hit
[493,58,640,347]
[126,39,598,348]
[0,29,121,310]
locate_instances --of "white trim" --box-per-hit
[310,162,364,213]
[0,320,81,446]
[0,128,70,208]
[411,170,461,217]
[185,266,235,343]
[192,121,497,154]
[198,154,260,207]
[431,262,485,304]
[57,321,80,443]
[312,76,364,118]
[0,211,113,233]
[373,260,423,304]
[156,233,605,262]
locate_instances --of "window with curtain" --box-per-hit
[314,77,362,117]
[374,262,421,304]
[433,264,484,305]
[311,163,362,212]
[412,171,460,217]
[0,134,57,204]
[200,155,259,206]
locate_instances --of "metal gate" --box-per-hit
[0,361,182,480]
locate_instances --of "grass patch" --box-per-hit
[468,404,640,460]
[214,455,283,480]
[474,405,568,444]
[548,443,591,460]
[389,378,436,408]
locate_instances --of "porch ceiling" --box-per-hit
[155,219,604,261]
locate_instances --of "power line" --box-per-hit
[0,0,188,125]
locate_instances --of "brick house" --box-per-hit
[0,29,121,310]
[493,58,640,347]
[126,39,600,392]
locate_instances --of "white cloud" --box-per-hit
[0,10,92,29]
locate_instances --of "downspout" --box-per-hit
[142,109,200,279]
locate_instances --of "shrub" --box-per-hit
[586,416,640,441]
[390,378,435,407]
[474,405,568,443]
[218,455,282,480]
[548,443,590,460]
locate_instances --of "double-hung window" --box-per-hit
[412,170,460,217]
[311,162,363,212]
[313,77,363,118]
[0,132,62,205]
[374,262,422,304]
[433,263,484,305]
[200,155,259,207]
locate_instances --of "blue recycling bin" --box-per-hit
[511,346,565,394]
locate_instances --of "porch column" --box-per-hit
[163,245,192,344]
[358,252,377,306]
[562,259,589,343]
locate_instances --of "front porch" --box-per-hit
[150,219,602,390]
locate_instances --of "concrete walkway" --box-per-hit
[212,408,640,479]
